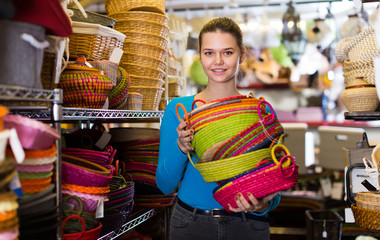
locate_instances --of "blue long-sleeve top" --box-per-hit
[156,95,281,215]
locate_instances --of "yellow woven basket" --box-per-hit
[128,86,165,111]
[122,31,168,49]
[129,75,165,88]
[105,0,166,15]
[110,11,168,25]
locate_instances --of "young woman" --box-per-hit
[156,17,281,240]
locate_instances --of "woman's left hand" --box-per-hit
[228,191,279,213]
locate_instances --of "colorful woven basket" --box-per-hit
[62,146,116,167]
[124,92,143,110]
[61,154,113,187]
[213,144,298,211]
[88,60,118,85]
[62,215,102,240]
[109,66,131,109]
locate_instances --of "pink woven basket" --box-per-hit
[3,114,60,150]
[213,144,299,211]
[62,146,116,167]
[61,154,113,187]
[62,189,105,213]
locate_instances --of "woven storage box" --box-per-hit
[128,86,164,111]
[122,42,167,63]
[69,21,125,61]
[0,20,46,89]
[122,53,167,73]
[124,92,143,110]
[339,85,379,112]
[129,75,164,88]
[105,0,166,15]
[121,63,165,81]
[110,11,168,26]
[69,8,116,28]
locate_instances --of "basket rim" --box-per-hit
[109,11,168,20]
[121,63,166,75]
[129,86,165,90]
[123,41,167,52]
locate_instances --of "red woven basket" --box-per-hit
[62,215,102,240]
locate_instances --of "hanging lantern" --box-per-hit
[281,1,305,65]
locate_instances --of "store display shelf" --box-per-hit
[344,111,380,121]
[98,208,156,240]
[62,108,164,121]
[0,85,62,103]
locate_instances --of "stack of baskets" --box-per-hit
[106,0,168,111]
[336,25,380,112]
[351,191,380,231]
[176,94,299,210]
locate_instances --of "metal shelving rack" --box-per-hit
[0,85,165,239]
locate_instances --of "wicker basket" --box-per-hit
[128,86,164,111]
[122,53,167,73]
[124,92,143,110]
[129,75,164,88]
[122,42,167,62]
[351,204,380,231]
[109,11,168,25]
[105,0,166,15]
[69,21,125,61]
[41,51,57,90]
[168,82,182,97]
[114,19,169,39]
[120,63,165,80]
[88,60,118,85]
[342,59,375,86]
[122,31,168,49]
[339,85,379,112]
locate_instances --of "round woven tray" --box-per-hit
[106,0,166,15]
[109,11,168,25]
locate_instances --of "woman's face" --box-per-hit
[199,30,244,84]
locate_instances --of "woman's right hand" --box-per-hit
[177,120,194,154]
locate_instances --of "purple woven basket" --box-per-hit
[62,146,116,166]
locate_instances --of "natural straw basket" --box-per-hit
[122,53,167,73]
[122,42,167,62]
[122,31,168,50]
[351,204,380,231]
[124,92,143,110]
[109,11,168,25]
[105,0,166,15]
[128,86,164,111]
[129,75,165,88]
[342,59,375,86]
[121,63,165,80]
[339,85,379,112]
[114,19,169,39]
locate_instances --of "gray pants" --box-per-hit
[170,201,270,240]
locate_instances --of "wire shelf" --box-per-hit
[98,209,156,240]
[0,85,62,103]
[62,108,164,121]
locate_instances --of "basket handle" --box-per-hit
[278,155,297,178]
[62,215,86,240]
[176,103,189,123]
[270,134,285,148]
[257,100,275,125]
[192,99,206,110]
[187,151,201,166]
[271,144,291,167]
[63,195,84,217]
